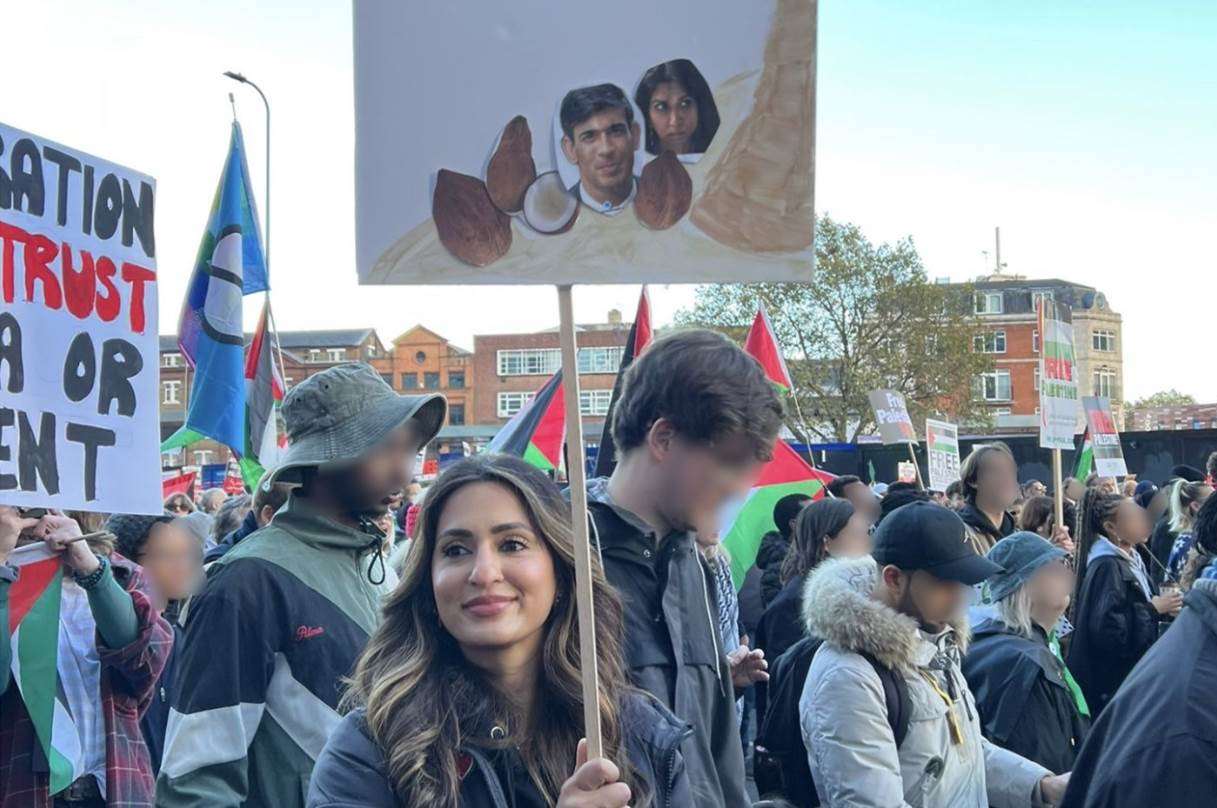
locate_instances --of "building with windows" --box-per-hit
[382,325,474,429]
[1129,403,1217,432]
[963,275,1125,430]
[471,310,631,445]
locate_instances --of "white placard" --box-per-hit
[925,418,960,492]
[0,123,161,514]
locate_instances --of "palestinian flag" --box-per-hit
[487,372,566,472]
[593,287,653,478]
[239,299,286,488]
[9,543,83,794]
[744,306,792,393]
[1075,429,1094,480]
[720,440,836,588]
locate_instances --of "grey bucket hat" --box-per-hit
[268,363,446,485]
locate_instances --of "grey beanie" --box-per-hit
[986,531,1068,602]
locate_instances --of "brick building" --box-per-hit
[1130,403,1217,432]
[383,325,474,432]
[471,310,631,447]
[964,275,1125,431]
[160,329,389,468]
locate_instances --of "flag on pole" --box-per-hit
[238,299,286,488]
[593,287,653,478]
[1074,429,1094,480]
[9,543,83,795]
[720,440,835,587]
[487,372,566,472]
[744,306,793,393]
[162,121,269,462]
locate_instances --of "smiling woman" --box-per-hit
[308,454,693,808]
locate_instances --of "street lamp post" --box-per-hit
[222,71,271,278]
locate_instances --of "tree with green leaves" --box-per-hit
[1129,389,1197,410]
[677,215,993,442]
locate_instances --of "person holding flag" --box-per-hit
[0,508,173,808]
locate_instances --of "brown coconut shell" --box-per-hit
[485,115,536,215]
[634,151,692,230]
[432,169,512,267]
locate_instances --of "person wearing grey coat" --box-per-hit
[798,503,1069,808]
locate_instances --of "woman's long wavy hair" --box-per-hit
[343,454,647,807]
[780,498,855,585]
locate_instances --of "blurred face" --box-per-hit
[166,496,193,516]
[824,512,873,560]
[322,422,421,518]
[1065,480,1086,502]
[843,481,880,525]
[977,451,1020,510]
[561,108,639,205]
[431,482,557,659]
[1193,486,1214,517]
[647,80,700,154]
[658,426,764,534]
[140,521,202,603]
[1025,558,1074,626]
[1026,481,1047,498]
[1107,498,1152,545]
[885,566,971,631]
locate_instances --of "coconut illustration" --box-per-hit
[522,171,579,235]
[634,151,692,230]
[432,169,512,267]
[485,115,536,215]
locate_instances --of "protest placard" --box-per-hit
[353,0,816,286]
[0,123,161,514]
[925,418,961,492]
[869,390,917,445]
[1038,299,1080,450]
[1081,396,1128,478]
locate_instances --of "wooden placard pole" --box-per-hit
[908,441,925,492]
[1052,448,1065,530]
[556,284,602,760]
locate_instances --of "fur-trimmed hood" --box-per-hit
[801,555,970,671]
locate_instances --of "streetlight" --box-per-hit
[222,70,271,278]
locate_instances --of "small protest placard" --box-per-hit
[869,389,917,445]
[925,418,961,492]
[1081,396,1128,478]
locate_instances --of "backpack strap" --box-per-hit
[860,652,911,748]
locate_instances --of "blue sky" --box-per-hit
[4,1,1214,400]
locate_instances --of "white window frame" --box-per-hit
[1034,366,1041,391]
[307,348,324,363]
[498,349,561,376]
[162,352,183,368]
[1093,368,1117,399]
[1032,290,1055,312]
[577,347,625,374]
[162,379,182,404]
[497,391,536,418]
[975,292,1003,314]
[974,330,1007,354]
[1092,329,1116,352]
[976,370,1012,402]
[326,348,346,363]
[579,389,613,416]
[1032,330,1040,353]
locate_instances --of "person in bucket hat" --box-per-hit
[158,364,445,808]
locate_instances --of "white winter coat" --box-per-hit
[798,556,1052,807]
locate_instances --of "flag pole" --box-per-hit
[908,441,926,492]
[1053,448,1064,530]
[556,284,602,759]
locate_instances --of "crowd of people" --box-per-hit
[2,329,1216,806]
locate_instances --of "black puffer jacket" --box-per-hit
[1066,546,1161,715]
[756,531,790,608]
[963,617,1089,774]
[307,694,693,807]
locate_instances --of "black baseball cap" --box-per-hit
[871,500,1003,585]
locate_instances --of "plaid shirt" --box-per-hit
[0,553,173,808]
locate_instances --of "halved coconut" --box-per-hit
[485,115,536,215]
[522,171,579,235]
